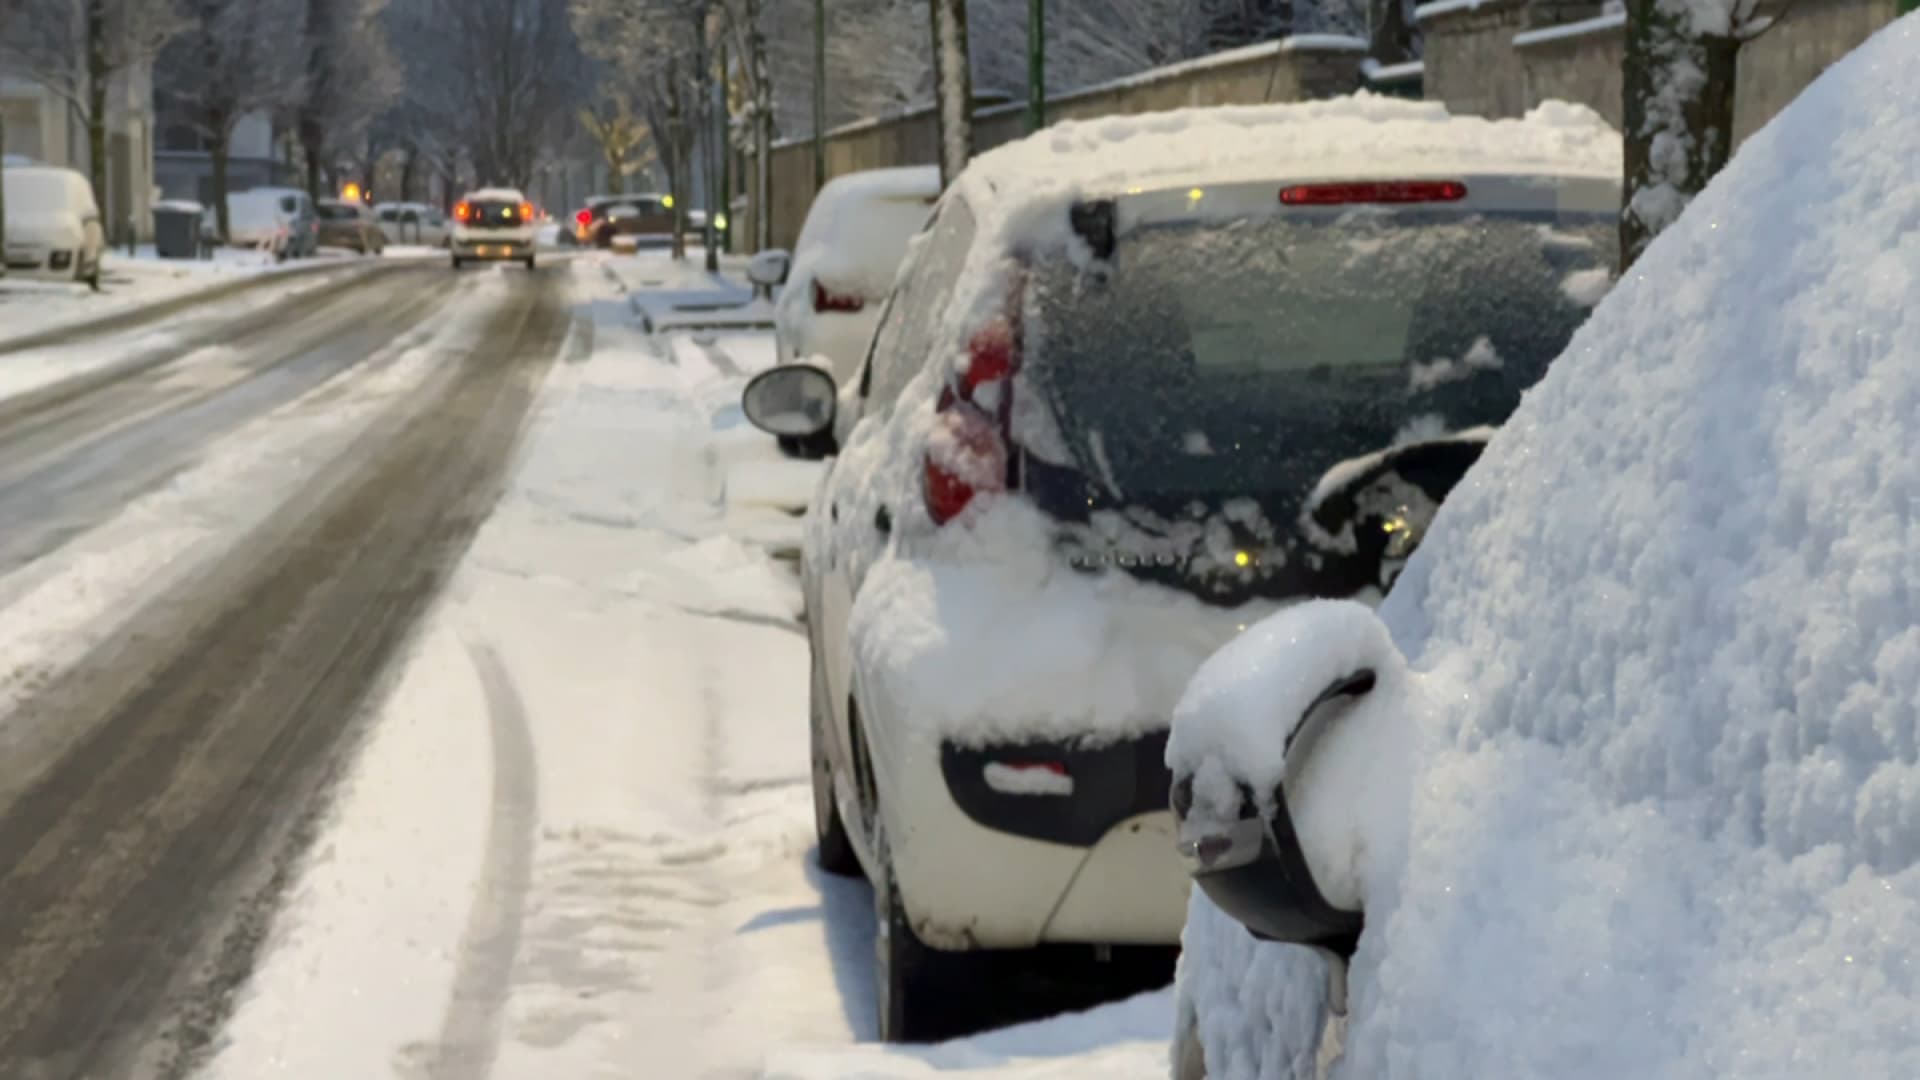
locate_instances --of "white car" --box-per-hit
[1166,23,1917,1080]
[2,165,106,288]
[451,187,537,270]
[748,165,940,385]
[217,188,320,259]
[374,201,451,247]
[740,97,1623,1041]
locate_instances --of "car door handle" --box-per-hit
[875,506,892,535]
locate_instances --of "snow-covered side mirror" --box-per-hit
[1168,601,1417,951]
[743,364,838,442]
[747,248,791,288]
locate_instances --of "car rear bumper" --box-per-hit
[880,731,1188,950]
[454,238,533,259]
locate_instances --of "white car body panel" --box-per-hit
[2,166,105,282]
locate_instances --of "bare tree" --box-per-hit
[159,0,304,240]
[3,0,184,215]
[386,0,582,191]
[579,97,655,195]
[572,0,722,261]
[1621,0,1786,267]
[294,0,399,201]
[718,0,772,250]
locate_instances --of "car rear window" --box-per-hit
[466,200,525,225]
[1,171,68,213]
[317,203,359,220]
[1023,208,1617,504]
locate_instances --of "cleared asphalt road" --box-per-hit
[0,264,571,1079]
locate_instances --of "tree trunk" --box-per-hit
[748,0,773,251]
[303,131,325,202]
[1620,0,1740,269]
[86,0,110,225]
[1,108,8,278]
[1369,0,1416,64]
[928,0,972,188]
[211,126,233,243]
[400,147,418,202]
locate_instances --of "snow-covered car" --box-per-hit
[217,188,320,260]
[451,187,537,270]
[1166,21,1919,1080]
[375,201,451,247]
[316,199,385,254]
[2,164,106,288]
[748,165,940,386]
[738,96,1623,1041]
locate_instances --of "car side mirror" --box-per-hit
[747,248,791,288]
[742,364,838,450]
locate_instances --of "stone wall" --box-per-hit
[744,1,1901,252]
[1421,0,1896,143]
[753,39,1368,250]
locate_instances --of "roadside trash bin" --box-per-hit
[153,200,206,259]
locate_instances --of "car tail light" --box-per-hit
[1279,180,1468,205]
[575,209,591,226]
[520,203,534,221]
[455,202,471,222]
[924,306,1022,526]
[812,280,865,313]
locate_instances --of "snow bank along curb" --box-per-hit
[1175,17,1920,1079]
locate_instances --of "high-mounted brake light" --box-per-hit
[924,303,1023,526]
[1279,180,1468,205]
[812,281,864,313]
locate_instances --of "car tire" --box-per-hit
[810,650,860,877]
[525,255,536,271]
[451,256,463,270]
[873,823,957,1043]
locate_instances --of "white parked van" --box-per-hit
[2,165,106,288]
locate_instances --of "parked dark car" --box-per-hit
[316,199,385,255]
[574,194,674,249]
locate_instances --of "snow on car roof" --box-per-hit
[1181,16,1920,1079]
[814,164,941,204]
[954,93,1620,225]
[465,187,526,202]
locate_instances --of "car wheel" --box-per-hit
[525,255,536,271]
[810,650,859,877]
[451,256,463,270]
[873,823,956,1043]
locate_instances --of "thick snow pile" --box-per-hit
[787,165,939,300]
[968,95,1617,219]
[849,497,1275,748]
[1177,17,1920,1079]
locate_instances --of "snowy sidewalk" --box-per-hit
[198,251,1172,1079]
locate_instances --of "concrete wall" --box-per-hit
[1422,0,1897,145]
[745,2,1899,255]
[753,40,1368,251]
[1422,0,1534,119]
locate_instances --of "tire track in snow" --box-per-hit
[424,637,541,1080]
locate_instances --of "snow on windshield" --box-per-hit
[1177,18,1920,1079]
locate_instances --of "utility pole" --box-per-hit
[928,0,972,188]
[1026,0,1044,133]
[812,0,827,193]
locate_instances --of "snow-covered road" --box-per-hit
[197,252,1174,1079]
[0,249,1171,1079]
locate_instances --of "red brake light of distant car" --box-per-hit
[812,280,865,313]
[924,309,1022,526]
[575,209,592,226]
[455,202,471,222]
[1278,180,1468,205]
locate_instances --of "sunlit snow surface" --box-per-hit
[1177,17,1920,1079]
